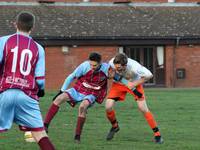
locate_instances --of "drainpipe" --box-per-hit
[172,37,180,87]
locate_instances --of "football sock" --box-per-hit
[38,137,55,150]
[75,116,86,139]
[153,128,161,137]
[144,111,161,136]
[44,103,59,125]
[106,110,118,128]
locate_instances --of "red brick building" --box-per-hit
[0,0,200,89]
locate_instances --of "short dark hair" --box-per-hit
[113,53,128,65]
[16,11,35,32]
[89,52,102,63]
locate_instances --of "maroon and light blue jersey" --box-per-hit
[0,33,45,100]
[61,61,110,104]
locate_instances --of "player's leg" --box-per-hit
[15,90,56,149]
[105,83,127,140]
[44,91,70,132]
[131,85,163,144]
[0,90,15,133]
[74,99,91,143]
[32,130,55,150]
[105,99,117,128]
[105,98,120,140]
[137,99,163,144]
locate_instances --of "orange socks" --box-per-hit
[144,111,161,136]
[144,111,157,128]
[106,110,118,128]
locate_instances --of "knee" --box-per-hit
[54,93,68,106]
[79,105,87,115]
[105,99,114,111]
[138,105,149,113]
[105,105,112,111]
[138,105,144,113]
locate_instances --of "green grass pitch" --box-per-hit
[0,88,200,150]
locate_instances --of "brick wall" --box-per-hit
[45,46,118,90]
[165,45,200,88]
[46,45,200,89]
[175,45,200,87]
[165,46,175,87]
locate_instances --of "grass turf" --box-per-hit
[0,88,200,150]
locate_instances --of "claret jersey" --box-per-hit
[0,33,45,100]
[61,61,110,104]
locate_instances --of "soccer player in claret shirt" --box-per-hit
[0,12,56,150]
[44,52,113,143]
[105,53,163,144]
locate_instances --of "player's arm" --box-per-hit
[60,73,76,91]
[61,62,87,91]
[108,58,119,80]
[133,65,153,85]
[107,65,116,79]
[52,74,75,101]
[0,36,9,67]
[53,62,87,101]
[35,44,45,97]
[122,65,153,89]
[51,74,75,101]
[111,72,141,97]
[0,38,3,65]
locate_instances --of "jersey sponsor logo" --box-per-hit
[82,82,101,90]
[6,76,29,87]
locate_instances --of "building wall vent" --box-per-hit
[176,68,186,79]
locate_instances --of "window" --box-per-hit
[124,46,156,85]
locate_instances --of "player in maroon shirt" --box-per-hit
[0,12,56,150]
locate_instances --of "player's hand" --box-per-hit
[108,68,115,79]
[127,81,136,89]
[37,89,45,97]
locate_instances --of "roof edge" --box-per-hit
[34,36,200,46]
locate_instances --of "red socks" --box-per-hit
[75,116,86,137]
[44,103,59,125]
[38,137,55,150]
